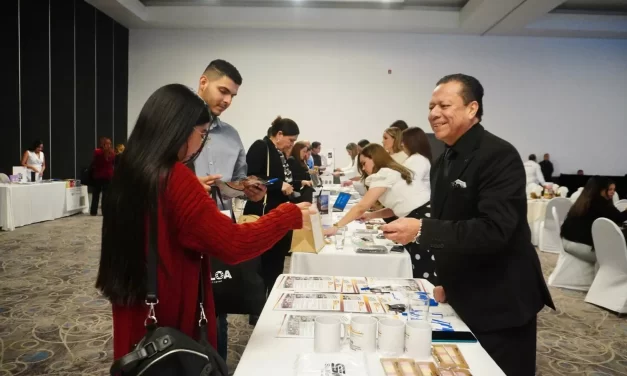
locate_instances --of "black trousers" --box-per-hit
[474,317,537,376]
[260,230,293,296]
[90,179,110,215]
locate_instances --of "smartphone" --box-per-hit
[432,331,478,343]
[251,178,278,186]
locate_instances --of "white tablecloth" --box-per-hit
[0,182,88,231]
[527,199,549,246]
[290,210,413,278]
[234,274,505,376]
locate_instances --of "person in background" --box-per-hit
[244,116,300,298]
[389,120,409,131]
[539,153,553,183]
[90,137,115,216]
[114,144,125,169]
[288,142,314,203]
[193,59,266,360]
[382,127,408,164]
[334,143,360,179]
[577,169,584,175]
[21,140,45,180]
[96,84,311,362]
[523,154,546,186]
[380,74,554,376]
[607,180,619,203]
[561,176,627,262]
[300,140,314,169]
[311,141,327,174]
[357,139,370,149]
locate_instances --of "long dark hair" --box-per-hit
[568,176,612,217]
[402,127,433,163]
[96,84,212,305]
[290,141,309,169]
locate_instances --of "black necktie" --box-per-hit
[442,148,455,181]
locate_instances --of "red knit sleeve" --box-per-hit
[166,162,303,264]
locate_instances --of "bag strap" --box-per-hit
[146,206,159,304]
[213,186,236,223]
[263,144,269,215]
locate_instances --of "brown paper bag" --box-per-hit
[290,212,325,253]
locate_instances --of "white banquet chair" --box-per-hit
[613,193,621,205]
[0,173,10,183]
[616,200,627,212]
[570,187,584,203]
[548,207,596,291]
[526,183,540,198]
[557,186,569,198]
[538,198,572,253]
[586,218,627,313]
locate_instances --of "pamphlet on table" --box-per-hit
[274,293,388,313]
[277,275,424,293]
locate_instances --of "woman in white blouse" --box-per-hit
[382,127,408,164]
[333,143,360,179]
[21,139,46,179]
[324,142,436,283]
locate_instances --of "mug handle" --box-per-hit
[340,316,351,346]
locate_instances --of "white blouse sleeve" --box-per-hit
[365,168,401,189]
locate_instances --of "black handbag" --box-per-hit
[110,209,228,376]
[210,187,266,316]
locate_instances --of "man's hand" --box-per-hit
[296,202,316,230]
[433,286,446,303]
[380,218,422,245]
[198,174,222,191]
[243,184,267,202]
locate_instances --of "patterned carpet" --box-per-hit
[0,214,626,375]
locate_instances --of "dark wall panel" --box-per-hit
[20,0,50,179]
[96,11,113,143]
[50,0,75,179]
[0,0,21,176]
[75,0,96,177]
[113,22,129,146]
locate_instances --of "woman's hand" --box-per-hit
[333,172,342,177]
[282,182,294,195]
[302,180,313,187]
[359,212,373,221]
[323,227,338,236]
[433,286,447,303]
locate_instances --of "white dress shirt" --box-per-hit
[523,160,546,186]
[365,167,428,218]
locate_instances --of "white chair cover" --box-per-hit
[0,173,10,183]
[586,218,627,313]
[548,207,596,291]
[570,187,584,203]
[613,192,620,204]
[615,199,627,212]
[557,186,569,198]
[539,197,573,253]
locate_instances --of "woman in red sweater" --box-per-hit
[95,84,310,363]
[90,137,115,215]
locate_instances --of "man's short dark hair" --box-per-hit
[436,74,484,121]
[529,154,536,161]
[357,139,370,148]
[312,141,321,149]
[390,120,408,131]
[204,59,242,85]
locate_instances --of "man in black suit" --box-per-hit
[381,74,554,376]
[539,153,554,183]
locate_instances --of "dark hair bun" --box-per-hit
[272,116,282,127]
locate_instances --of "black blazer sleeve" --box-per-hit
[596,202,627,224]
[287,158,303,191]
[421,146,523,254]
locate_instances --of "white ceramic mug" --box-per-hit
[405,320,432,360]
[378,318,405,356]
[349,316,377,352]
[314,316,345,353]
